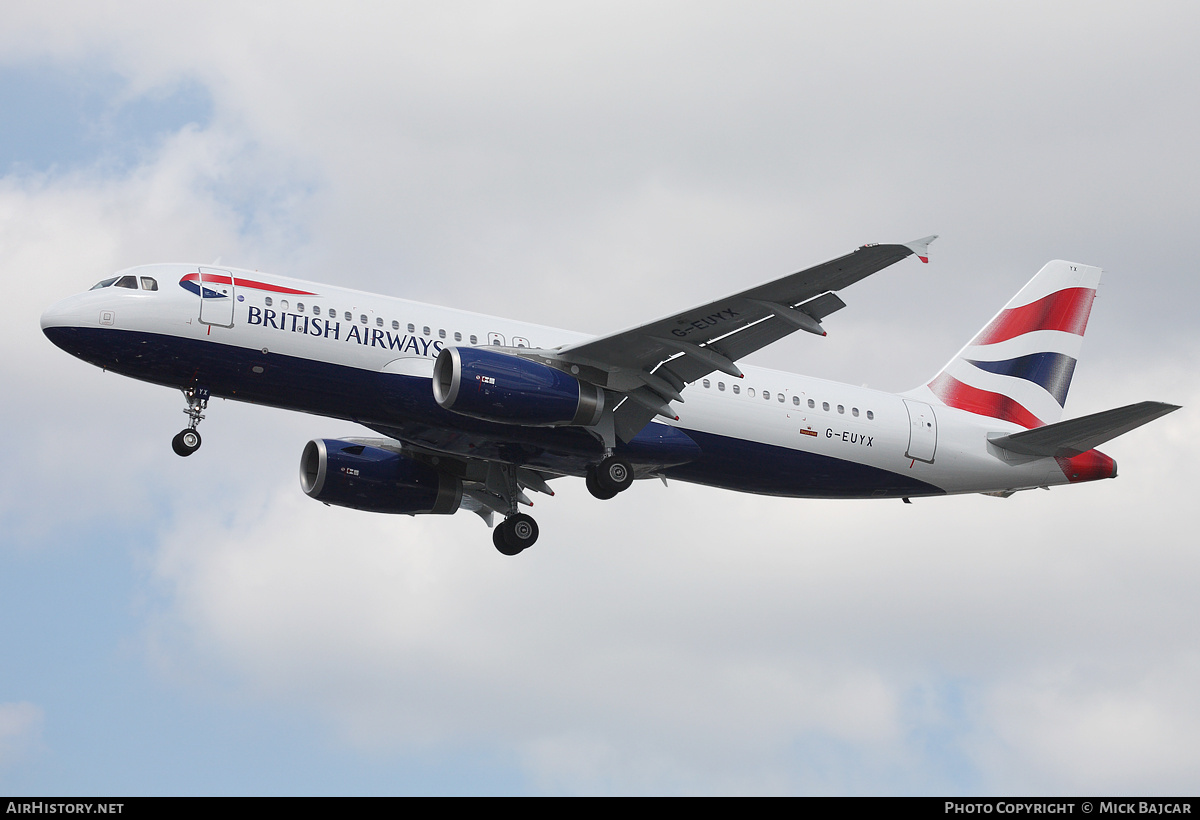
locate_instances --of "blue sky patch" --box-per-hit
[0,62,213,174]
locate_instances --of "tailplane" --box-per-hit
[914,260,1102,428]
[988,401,1180,457]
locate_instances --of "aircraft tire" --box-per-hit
[585,468,619,500]
[493,526,520,555]
[172,429,202,457]
[595,456,634,494]
[494,513,538,555]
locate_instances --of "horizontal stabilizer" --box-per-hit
[988,401,1180,457]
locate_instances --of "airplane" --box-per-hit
[40,237,1179,555]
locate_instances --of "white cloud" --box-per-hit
[133,372,1200,792]
[3,0,1199,794]
[0,702,44,767]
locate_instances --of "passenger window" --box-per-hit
[423,326,431,336]
[328,308,335,318]
[376,317,383,327]
[439,329,446,339]
[703,379,711,388]
[360,315,368,324]
[793,396,800,406]
[470,335,478,345]
[488,332,504,346]
[297,302,305,312]
[838,405,844,414]
[763,391,771,401]
[266,297,274,307]
[867,410,874,420]
[392,320,399,330]
[454,332,462,341]
[115,276,137,289]
[808,399,815,409]
[140,277,158,291]
[281,300,289,311]
[344,311,352,321]
[313,305,320,316]
[852,407,859,417]
[748,388,756,397]
[718,382,725,391]
[822,402,829,411]
[407,323,415,333]
[733,385,740,395]
[778,394,785,403]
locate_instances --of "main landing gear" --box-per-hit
[493,513,539,556]
[483,463,542,556]
[586,455,634,500]
[172,387,209,457]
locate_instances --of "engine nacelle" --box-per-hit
[432,346,604,426]
[299,439,462,515]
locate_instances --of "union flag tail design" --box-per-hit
[918,260,1102,429]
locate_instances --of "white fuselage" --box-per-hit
[40,263,1098,500]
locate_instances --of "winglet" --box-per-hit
[903,235,938,263]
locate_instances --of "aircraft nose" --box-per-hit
[41,295,85,334]
[40,298,70,333]
[40,294,91,354]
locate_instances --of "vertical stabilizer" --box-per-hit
[911,260,1102,428]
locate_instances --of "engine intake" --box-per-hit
[300,439,461,515]
[432,346,604,426]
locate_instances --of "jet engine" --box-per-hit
[432,347,604,426]
[300,439,461,514]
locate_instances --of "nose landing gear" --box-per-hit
[172,387,209,457]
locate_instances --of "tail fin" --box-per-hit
[915,260,1102,428]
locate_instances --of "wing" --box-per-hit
[555,236,936,440]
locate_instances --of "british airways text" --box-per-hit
[246,307,445,356]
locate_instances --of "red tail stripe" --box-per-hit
[928,373,1045,429]
[972,287,1095,346]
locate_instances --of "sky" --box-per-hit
[1,1,1198,796]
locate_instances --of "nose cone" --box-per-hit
[41,294,91,355]
[1056,449,1118,483]
[41,296,73,333]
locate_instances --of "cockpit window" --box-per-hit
[90,277,118,290]
[114,276,138,289]
[140,277,158,291]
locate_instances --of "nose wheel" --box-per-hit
[172,429,202,457]
[173,387,209,457]
[493,513,539,555]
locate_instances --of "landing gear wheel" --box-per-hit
[493,513,539,555]
[172,429,202,457]
[592,456,634,496]
[493,526,521,556]
[586,468,619,500]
